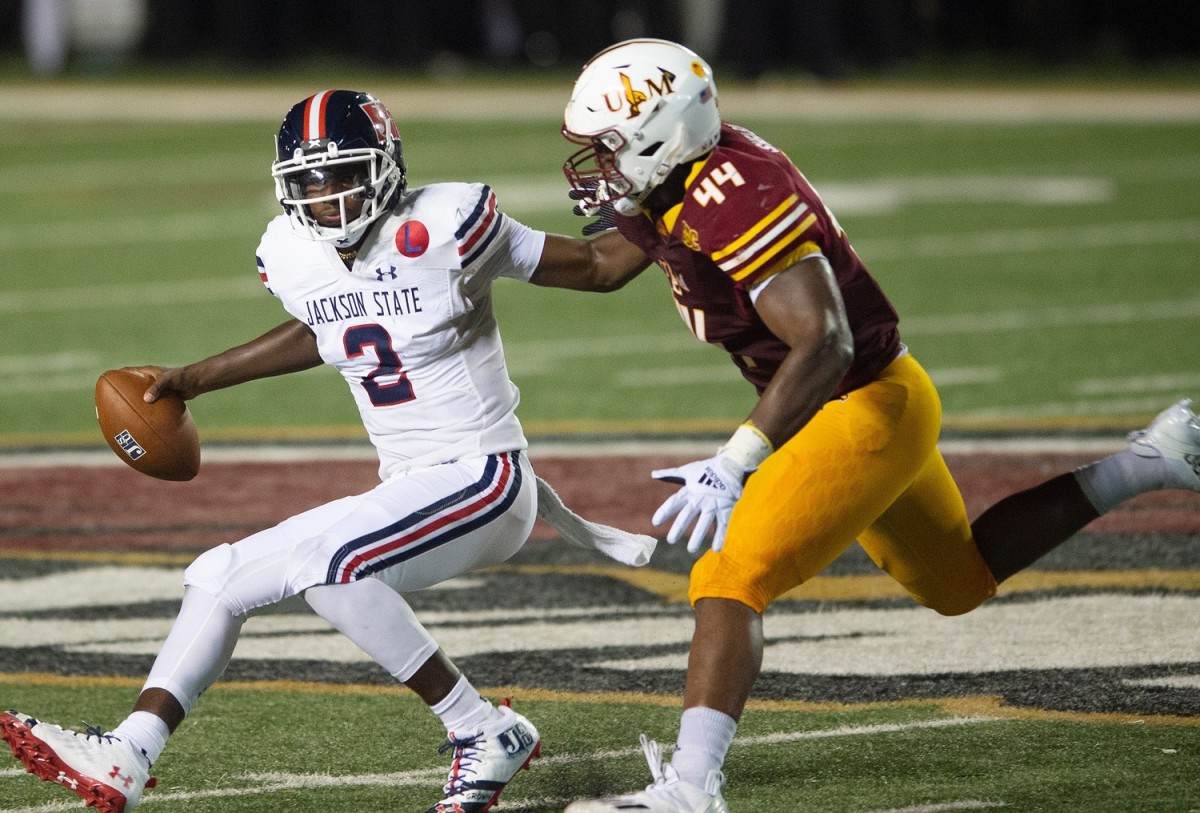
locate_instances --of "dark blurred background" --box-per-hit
[4,0,1199,80]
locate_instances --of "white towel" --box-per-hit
[535,476,657,567]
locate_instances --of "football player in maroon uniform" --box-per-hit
[530,38,1200,813]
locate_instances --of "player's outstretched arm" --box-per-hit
[140,318,323,403]
[529,231,652,293]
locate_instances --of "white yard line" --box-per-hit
[858,802,1006,813]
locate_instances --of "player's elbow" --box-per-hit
[819,321,855,379]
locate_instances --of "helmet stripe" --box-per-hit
[304,90,332,141]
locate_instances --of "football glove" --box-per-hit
[651,453,748,554]
[568,186,617,236]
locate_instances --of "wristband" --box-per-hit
[719,422,774,472]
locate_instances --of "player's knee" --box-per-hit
[688,555,773,613]
[183,544,248,616]
[917,582,994,616]
[184,543,232,591]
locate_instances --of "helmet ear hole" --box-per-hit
[638,142,663,157]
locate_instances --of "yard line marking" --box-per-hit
[901,296,1200,336]
[858,802,1006,813]
[0,353,100,375]
[1076,372,1200,395]
[608,362,999,390]
[0,277,261,314]
[953,395,1190,422]
[857,218,1200,262]
[0,210,268,253]
[1123,675,1200,691]
[0,717,998,812]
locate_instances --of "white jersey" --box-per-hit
[255,182,546,479]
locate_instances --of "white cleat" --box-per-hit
[1128,398,1200,491]
[425,700,541,813]
[564,735,728,813]
[0,710,155,813]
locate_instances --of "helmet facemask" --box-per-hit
[272,141,401,245]
[563,128,638,214]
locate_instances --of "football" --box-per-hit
[95,368,201,481]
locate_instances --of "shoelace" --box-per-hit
[438,731,484,795]
[638,733,726,797]
[81,721,121,744]
[639,734,666,785]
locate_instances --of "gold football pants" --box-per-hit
[689,353,997,615]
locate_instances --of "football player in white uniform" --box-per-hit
[0,89,653,813]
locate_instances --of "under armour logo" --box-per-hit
[109,766,135,788]
[56,771,78,790]
[375,266,398,281]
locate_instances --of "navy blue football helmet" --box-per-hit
[272,90,407,244]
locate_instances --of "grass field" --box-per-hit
[2,678,1197,813]
[1,79,1197,444]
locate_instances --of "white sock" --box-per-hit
[671,706,736,790]
[111,711,170,769]
[1074,449,1168,514]
[430,676,501,736]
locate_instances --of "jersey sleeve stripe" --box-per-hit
[255,255,271,290]
[740,241,823,288]
[711,195,801,262]
[727,212,818,282]
[720,209,816,280]
[457,186,501,265]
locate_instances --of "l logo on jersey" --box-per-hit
[395,220,429,258]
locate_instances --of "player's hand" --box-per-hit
[568,185,617,236]
[131,365,191,403]
[651,454,748,554]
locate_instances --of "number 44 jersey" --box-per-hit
[615,122,901,400]
[255,182,546,480]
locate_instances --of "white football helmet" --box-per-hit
[563,39,720,213]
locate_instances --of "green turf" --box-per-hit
[1,682,1196,811]
[2,97,1198,442]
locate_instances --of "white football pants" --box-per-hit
[143,451,534,712]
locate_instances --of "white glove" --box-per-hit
[651,454,748,554]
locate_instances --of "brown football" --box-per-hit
[95,368,201,481]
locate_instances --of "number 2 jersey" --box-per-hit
[255,182,546,479]
[615,122,901,398]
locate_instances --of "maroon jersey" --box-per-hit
[616,123,900,397]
